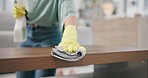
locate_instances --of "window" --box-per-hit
[0,0,4,11]
[0,0,14,12]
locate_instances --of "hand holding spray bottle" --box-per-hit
[13,0,26,42]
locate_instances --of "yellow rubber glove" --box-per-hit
[58,25,86,52]
[12,3,26,18]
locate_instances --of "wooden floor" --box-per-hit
[1,60,147,78]
[0,73,93,78]
[0,73,16,78]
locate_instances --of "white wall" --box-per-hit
[0,0,3,11]
[145,0,148,15]
[5,0,14,12]
[0,0,14,12]
[113,0,125,18]
[126,0,145,18]
[75,0,84,18]
[138,18,148,48]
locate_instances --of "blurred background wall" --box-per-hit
[76,0,148,48]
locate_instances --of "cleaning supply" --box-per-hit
[51,25,86,61]
[13,0,27,42]
[51,46,86,61]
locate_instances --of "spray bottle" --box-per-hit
[13,0,26,42]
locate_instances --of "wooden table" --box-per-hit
[0,46,148,74]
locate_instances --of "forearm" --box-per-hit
[64,16,77,28]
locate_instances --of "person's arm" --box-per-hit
[58,16,86,52]
[64,16,76,27]
[58,0,86,52]
[58,16,78,52]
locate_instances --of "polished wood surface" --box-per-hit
[0,46,148,73]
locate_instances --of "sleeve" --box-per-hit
[58,0,76,31]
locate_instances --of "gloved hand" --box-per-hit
[58,25,86,52]
[12,3,26,18]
